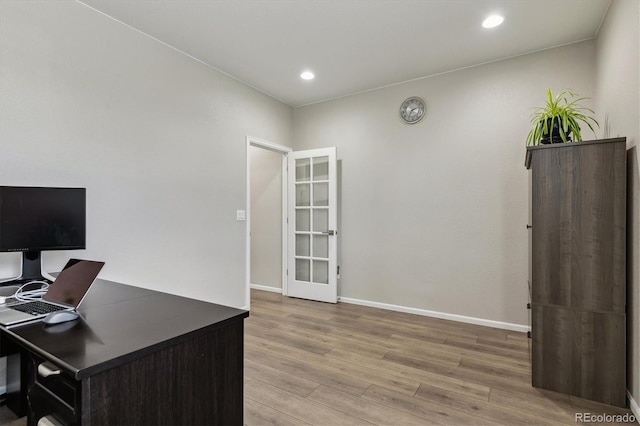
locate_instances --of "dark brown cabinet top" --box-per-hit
[524,137,627,169]
[4,279,249,379]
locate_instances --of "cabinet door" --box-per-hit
[532,304,626,407]
[531,142,626,312]
[569,142,626,313]
[531,148,573,307]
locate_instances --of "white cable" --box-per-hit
[14,281,50,302]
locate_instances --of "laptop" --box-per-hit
[0,259,105,326]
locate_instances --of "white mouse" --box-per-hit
[42,310,80,325]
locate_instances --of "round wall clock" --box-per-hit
[400,96,426,124]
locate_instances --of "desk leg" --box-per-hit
[5,346,26,417]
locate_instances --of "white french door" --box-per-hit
[286,147,337,303]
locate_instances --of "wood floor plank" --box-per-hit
[443,336,531,362]
[246,322,333,355]
[415,383,567,426]
[247,330,421,396]
[458,357,531,382]
[488,388,579,423]
[330,326,465,366]
[308,385,436,426]
[326,333,390,358]
[386,334,530,371]
[361,384,499,426]
[245,330,325,361]
[373,337,464,368]
[506,333,530,346]
[377,316,478,343]
[326,347,491,402]
[244,358,320,397]
[276,312,336,332]
[244,397,311,426]
[245,340,371,396]
[323,316,395,339]
[248,304,291,319]
[245,379,373,425]
[382,350,463,376]
[244,290,632,425]
[478,333,529,351]
[321,357,422,396]
[278,305,338,321]
[326,328,393,349]
[352,315,451,344]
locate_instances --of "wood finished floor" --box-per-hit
[244,289,634,426]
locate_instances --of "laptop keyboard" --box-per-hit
[10,301,65,315]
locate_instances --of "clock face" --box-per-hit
[400,97,426,124]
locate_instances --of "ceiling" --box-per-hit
[79,0,611,107]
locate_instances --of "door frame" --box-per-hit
[245,136,292,309]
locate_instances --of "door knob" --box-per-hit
[321,230,336,236]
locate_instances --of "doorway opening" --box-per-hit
[245,137,291,309]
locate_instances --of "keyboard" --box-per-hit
[10,301,65,316]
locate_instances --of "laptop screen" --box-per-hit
[44,259,105,307]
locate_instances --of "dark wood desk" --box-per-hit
[1,279,249,425]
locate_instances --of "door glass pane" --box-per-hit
[296,259,310,282]
[296,234,310,257]
[296,158,310,182]
[296,209,310,232]
[296,184,310,206]
[313,235,328,258]
[312,209,328,232]
[313,183,328,206]
[313,260,329,284]
[313,156,329,181]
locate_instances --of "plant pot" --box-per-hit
[540,117,572,144]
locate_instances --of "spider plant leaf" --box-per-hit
[525,88,599,145]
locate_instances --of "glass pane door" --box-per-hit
[287,148,337,303]
[294,156,329,285]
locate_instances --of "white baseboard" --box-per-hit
[250,283,282,294]
[338,296,530,333]
[629,391,640,423]
[249,287,529,332]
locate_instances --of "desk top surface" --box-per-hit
[4,279,248,379]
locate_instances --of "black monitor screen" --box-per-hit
[0,186,86,252]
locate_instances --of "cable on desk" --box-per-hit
[13,281,49,302]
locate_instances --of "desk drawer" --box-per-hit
[27,354,81,426]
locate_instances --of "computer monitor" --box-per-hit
[0,186,86,284]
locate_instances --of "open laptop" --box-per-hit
[0,259,104,326]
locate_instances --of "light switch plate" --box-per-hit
[236,210,246,221]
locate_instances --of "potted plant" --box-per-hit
[526,89,599,146]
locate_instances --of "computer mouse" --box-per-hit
[42,310,80,325]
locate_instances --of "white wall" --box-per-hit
[249,146,283,290]
[0,0,293,308]
[294,41,597,326]
[594,0,640,411]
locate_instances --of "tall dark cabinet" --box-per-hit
[525,137,627,407]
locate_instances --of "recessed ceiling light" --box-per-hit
[482,14,504,29]
[300,71,315,80]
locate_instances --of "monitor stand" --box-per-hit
[0,251,52,286]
